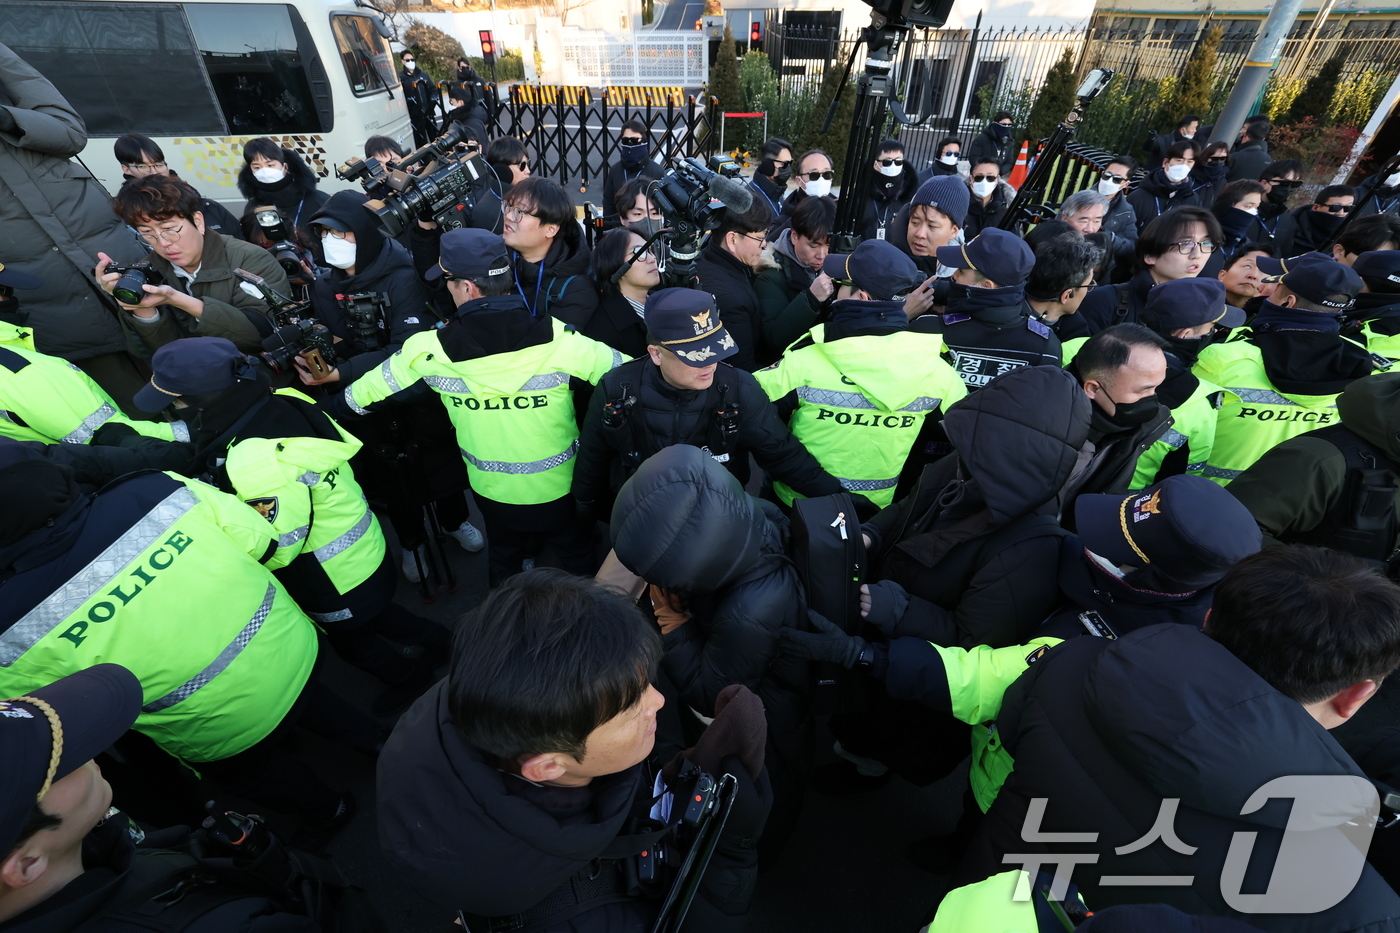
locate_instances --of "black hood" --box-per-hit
[871,164,920,204]
[236,145,321,202]
[1337,372,1400,461]
[1084,624,1370,828]
[377,681,644,913]
[1251,330,1376,396]
[309,189,385,271]
[610,445,771,592]
[439,294,550,362]
[942,365,1092,522]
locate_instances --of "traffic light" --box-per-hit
[479,30,495,65]
[750,21,761,48]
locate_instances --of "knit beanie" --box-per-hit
[911,175,970,228]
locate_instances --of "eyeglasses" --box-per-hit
[620,136,645,146]
[503,205,537,221]
[877,157,905,167]
[940,150,960,158]
[137,224,186,245]
[123,161,167,174]
[320,227,351,239]
[740,232,767,244]
[972,174,999,183]
[803,170,835,181]
[1171,238,1216,255]
[1101,172,1129,183]
[1072,280,1098,291]
[1322,203,1354,214]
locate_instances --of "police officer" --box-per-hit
[0,440,362,824]
[1194,256,1383,484]
[572,287,847,520]
[0,262,186,447]
[914,228,1061,389]
[1131,278,1237,487]
[755,239,966,510]
[136,337,450,717]
[331,228,622,584]
[1352,250,1400,361]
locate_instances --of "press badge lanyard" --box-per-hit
[750,180,778,217]
[510,249,544,317]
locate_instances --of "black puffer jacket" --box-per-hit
[235,147,328,234]
[695,244,761,372]
[865,365,1091,648]
[308,190,436,384]
[962,623,1400,932]
[572,356,841,511]
[514,230,599,330]
[1126,170,1201,232]
[610,446,808,740]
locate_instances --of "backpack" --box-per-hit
[788,492,867,714]
[1294,423,1400,572]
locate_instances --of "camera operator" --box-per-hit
[378,568,768,931]
[602,119,664,230]
[504,177,599,329]
[407,120,504,287]
[236,139,329,253]
[487,136,532,190]
[95,174,291,359]
[695,197,775,372]
[113,133,243,240]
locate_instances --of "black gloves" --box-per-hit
[778,610,869,669]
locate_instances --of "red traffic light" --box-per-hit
[750,22,761,42]
[478,29,495,59]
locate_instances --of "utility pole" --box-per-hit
[1207,0,1305,147]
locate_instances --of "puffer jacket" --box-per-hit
[1126,170,1201,232]
[858,164,920,242]
[0,41,145,361]
[961,177,1016,239]
[610,445,809,743]
[514,229,599,330]
[865,365,1091,648]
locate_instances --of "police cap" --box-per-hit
[644,287,736,367]
[821,239,924,301]
[1144,277,1244,331]
[936,228,1035,287]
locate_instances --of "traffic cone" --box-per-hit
[1008,141,1030,189]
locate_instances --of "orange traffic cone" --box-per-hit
[1007,141,1030,189]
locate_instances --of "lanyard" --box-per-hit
[750,180,778,216]
[512,249,544,316]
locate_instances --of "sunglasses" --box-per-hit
[1101,172,1129,183]
[620,136,644,145]
[1322,203,1353,213]
[972,174,999,183]
[940,150,960,158]
[1267,179,1303,188]
[878,157,905,167]
[1207,157,1228,164]
[402,57,415,63]
[803,170,835,181]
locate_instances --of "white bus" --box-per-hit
[0,0,412,206]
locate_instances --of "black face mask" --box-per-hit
[1101,389,1159,427]
[1161,331,1214,365]
[1310,209,1345,232]
[775,164,792,184]
[990,123,1012,139]
[1267,184,1295,205]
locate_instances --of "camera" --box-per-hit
[260,319,338,379]
[338,121,494,238]
[104,261,165,306]
[646,155,749,288]
[253,208,306,277]
[337,291,391,346]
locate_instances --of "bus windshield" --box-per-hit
[331,13,398,98]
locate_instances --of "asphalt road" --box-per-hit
[652,0,704,31]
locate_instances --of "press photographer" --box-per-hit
[95,174,291,359]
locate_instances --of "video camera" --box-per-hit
[251,207,306,278]
[337,291,391,347]
[103,261,165,306]
[641,155,752,288]
[337,121,496,238]
[233,268,338,380]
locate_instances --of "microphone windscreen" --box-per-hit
[709,174,754,213]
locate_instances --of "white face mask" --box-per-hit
[1386,172,1400,188]
[252,166,285,185]
[877,162,903,177]
[322,233,357,270]
[1241,206,1259,216]
[404,60,416,71]
[1165,163,1191,183]
[971,179,996,199]
[804,177,832,198]
[1098,179,1123,198]
[939,153,958,165]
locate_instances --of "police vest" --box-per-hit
[754,329,967,509]
[928,869,1089,933]
[1362,320,1400,364]
[0,472,317,763]
[1130,377,1223,488]
[0,324,184,446]
[346,318,623,505]
[1193,337,1379,484]
[223,389,386,613]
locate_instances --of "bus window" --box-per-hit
[331,14,397,98]
[184,2,325,134]
[0,0,225,136]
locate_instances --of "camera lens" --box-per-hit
[112,269,149,305]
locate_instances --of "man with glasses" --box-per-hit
[399,50,440,148]
[916,136,962,185]
[113,133,243,240]
[96,174,290,361]
[1025,235,1103,336]
[601,119,664,230]
[502,177,598,330]
[1195,256,1386,484]
[1256,159,1305,240]
[773,149,836,239]
[1285,184,1358,255]
[858,139,918,243]
[696,198,775,371]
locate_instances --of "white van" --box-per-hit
[0,0,412,206]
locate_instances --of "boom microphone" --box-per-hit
[707,174,754,213]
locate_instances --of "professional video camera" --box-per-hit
[638,155,753,288]
[251,207,306,277]
[337,121,497,238]
[233,268,337,379]
[103,261,165,306]
[337,291,392,347]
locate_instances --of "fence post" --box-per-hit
[950,12,983,137]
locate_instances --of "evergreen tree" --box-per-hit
[708,27,741,110]
[1023,48,1078,148]
[1282,53,1347,127]
[798,62,856,181]
[1160,25,1221,126]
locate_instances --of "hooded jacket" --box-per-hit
[1226,373,1400,555]
[236,147,328,235]
[1280,204,1346,256]
[514,230,599,331]
[858,164,920,242]
[1226,137,1271,183]
[753,230,823,364]
[610,446,809,744]
[0,42,147,361]
[309,191,437,385]
[1127,170,1202,232]
[864,365,1091,648]
[961,177,1016,240]
[962,623,1400,932]
[967,125,1016,177]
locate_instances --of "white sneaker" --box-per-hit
[448,520,485,553]
[401,547,425,583]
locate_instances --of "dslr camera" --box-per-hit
[252,207,306,278]
[338,121,494,237]
[261,318,337,380]
[103,261,165,306]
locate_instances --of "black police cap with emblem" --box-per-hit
[644,287,737,367]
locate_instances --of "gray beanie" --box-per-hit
[911,175,970,228]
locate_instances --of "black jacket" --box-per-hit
[309,193,436,384]
[514,232,599,330]
[0,817,316,933]
[1126,170,1201,232]
[749,172,787,217]
[967,125,1016,177]
[1226,137,1271,183]
[913,285,1061,390]
[235,149,328,237]
[1060,390,1173,505]
[696,244,761,372]
[579,289,648,359]
[865,365,1090,648]
[771,189,836,241]
[858,165,920,242]
[572,355,842,510]
[610,446,809,745]
[915,159,961,187]
[1148,128,1192,169]
[601,158,664,228]
[962,180,1013,239]
[1073,269,1155,336]
[1355,173,1400,219]
[1281,204,1346,255]
[963,623,1400,932]
[1102,191,1139,246]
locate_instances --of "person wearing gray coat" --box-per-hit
[0,41,147,404]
